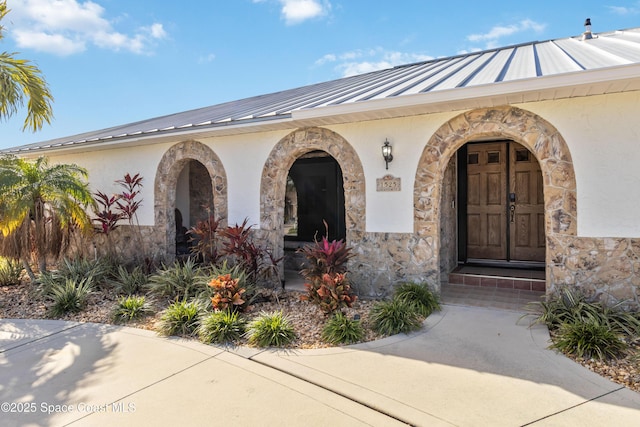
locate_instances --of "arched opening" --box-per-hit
[285,151,346,242]
[283,150,346,271]
[414,106,577,297]
[175,160,214,255]
[154,140,228,261]
[260,127,365,285]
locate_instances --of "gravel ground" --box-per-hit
[0,281,382,349]
[1,281,637,393]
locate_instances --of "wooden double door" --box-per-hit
[462,141,545,263]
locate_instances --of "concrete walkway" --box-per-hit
[1,305,639,426]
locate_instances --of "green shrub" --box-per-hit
[110,265,148,295]
[393,282,440,317]
[0,258,23,286]
[38,257,112,295]
[321,312,364,345]
[112,295,152,323]
[523,287,640,360]
[599,303,640,337]
[246,311,296,347]
[301,272,357,314]
[147,258,206,301]
[198,310,247,344]
[156,300,202,337]
[370,299,423,336]
[48,278,92,317]
[58,257,113,288]
[523,287,640,336]
[551,319,628,360]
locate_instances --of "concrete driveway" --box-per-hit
[1,304,639,426]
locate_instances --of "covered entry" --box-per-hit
[457,141,545,265]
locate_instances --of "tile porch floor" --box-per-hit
[443,265,546,311]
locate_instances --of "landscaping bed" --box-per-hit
[0,279,637,393]
[0,279,382,349]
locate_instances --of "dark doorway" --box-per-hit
[286,152,345,242]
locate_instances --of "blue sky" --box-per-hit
[1,0,639,149]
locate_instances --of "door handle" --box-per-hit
[510,204,516,223]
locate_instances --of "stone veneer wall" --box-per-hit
[439,155,458,278]
[188,161,214,226]
[69,225,166,263]
[549,236,640,307]
[154,140,228,259]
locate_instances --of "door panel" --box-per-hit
[465,141,544,263]
[466,143,507,260]
[510,143,545,262]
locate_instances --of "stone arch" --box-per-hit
[154,140,228,260]
[260,127,365,261]
[414,106,577,286]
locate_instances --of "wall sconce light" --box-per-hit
[382,139,393,169]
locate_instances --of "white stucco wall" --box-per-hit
[39,90,640,238]
[44,142,171,226]
[524,91,640,237]
[326,113,456,233]
[202,130,290,227]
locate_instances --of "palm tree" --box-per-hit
[0,156,95,280]
[0,1,54,132]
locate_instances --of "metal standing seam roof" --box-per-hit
[6,27,640,154]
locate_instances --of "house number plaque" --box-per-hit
[376,174,401,192]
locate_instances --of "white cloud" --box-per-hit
[608,3,640,15]
[13,29,85,56]
[316,47,433,77]
[280,0,327,24]
[255,0,330,25]
[314,53,336,66]
[198,53,216,64]
[5,0,167,56]
[467,19,546,47]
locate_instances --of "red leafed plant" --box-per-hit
[187,215,221,264]
[219,218,282,283]
[208,273,246,312]
[92,191,124,235]
[300,272,357,314]
[115,173,143,224]
[297,235,354,280]
[298,225,357,313]
[92,173,143,234]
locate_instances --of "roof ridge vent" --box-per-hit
[582,18,594,40]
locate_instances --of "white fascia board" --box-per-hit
[292,64,640,121]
